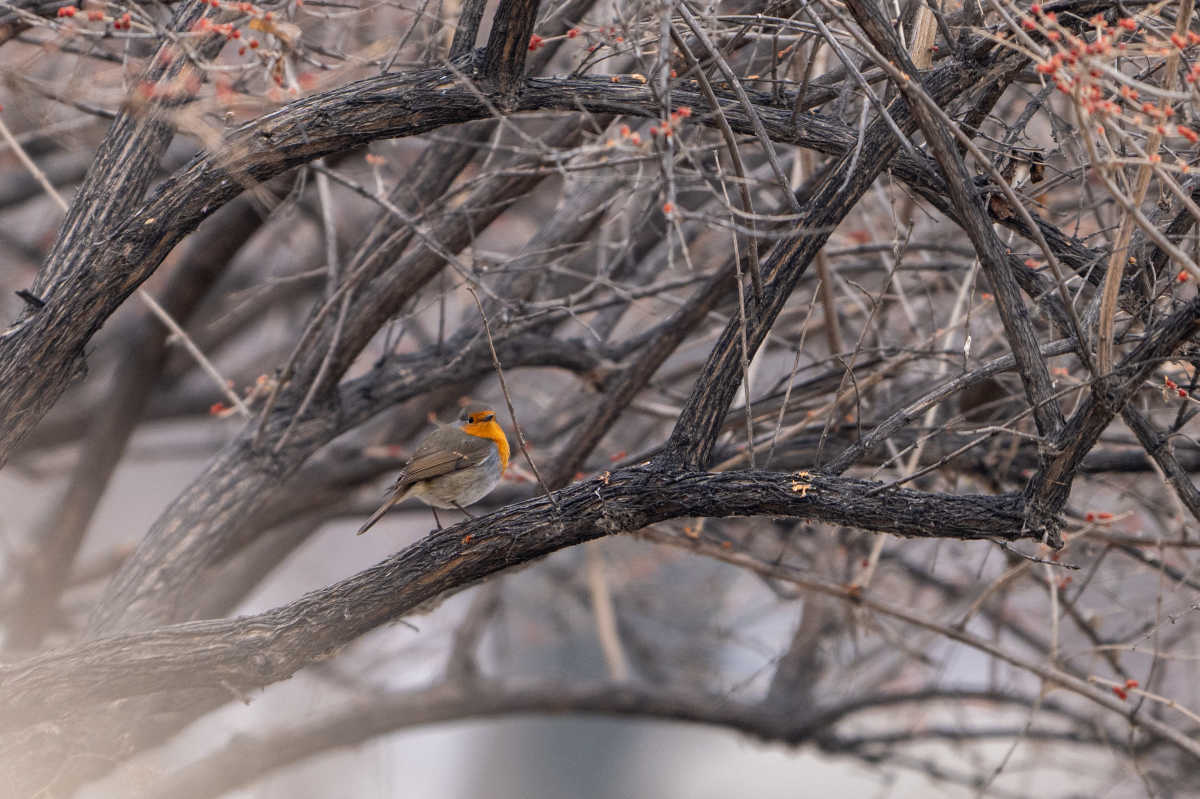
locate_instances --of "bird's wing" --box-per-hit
[357,433,495,536]
[392,434,495,488]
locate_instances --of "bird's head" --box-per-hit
[458,405,510,471]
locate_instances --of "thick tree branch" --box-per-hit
[141,681,1103,799]
[1027,298,1200,521]
[841,0,1065,444]
[661,57,985,468]
[85,330,605,635]
[4,198,261,650]
[0,65,1097,470]
[3,467,1035,731]
[481,0,539,102]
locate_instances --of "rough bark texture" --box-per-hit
[2,0,1200,793]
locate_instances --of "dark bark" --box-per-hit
[5,197,261,650]
[0,66,1102,471]
[662,59,984,469]
[3,467,1033,732]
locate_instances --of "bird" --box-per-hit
[356,405,510,535]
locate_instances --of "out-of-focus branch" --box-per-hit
[138,680,1106,799]
[3,468,1040,731]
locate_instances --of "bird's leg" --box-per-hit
[452,502,475,519]
[431,507,443,530]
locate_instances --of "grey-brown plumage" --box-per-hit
[356,406,508,535]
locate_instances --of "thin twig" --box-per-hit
[465,285,560,512]
[140,291,251,418]
[0,111,250,418]
[676,1,804,218]
[585,542,630,681]
[1095,0,1195,376]
[668,23,763,302]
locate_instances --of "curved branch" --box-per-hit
[142,681,1105,799]
[85,330,605,635]
[481,0,539,102]
[2,467,1033,731]
[0,62,1098,469]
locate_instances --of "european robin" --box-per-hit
[356,405,510,534]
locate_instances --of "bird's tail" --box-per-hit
[356,487,406,535]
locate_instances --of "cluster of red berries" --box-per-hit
[616,124,642,146]
[649,105,692,138]
[1163,375,1190,398]
[56,4,132,28]
[1022,6,1200,157]
[528,28,582,51]
[191,16,261,53]
[1112,679,1139,700]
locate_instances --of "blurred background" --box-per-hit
[3,0,1200,794]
